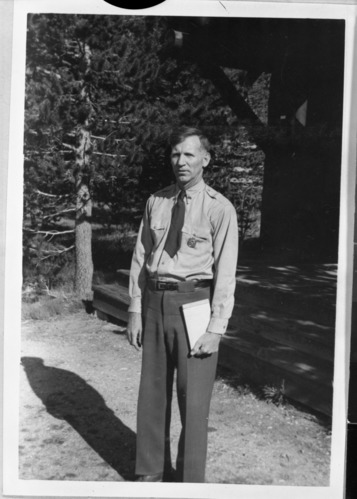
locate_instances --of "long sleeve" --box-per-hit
[128,199,153,314]
[207,202,238,335]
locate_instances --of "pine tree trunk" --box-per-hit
[74,40,94,302]
[75,128,93,301]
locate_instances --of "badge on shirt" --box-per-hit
[187,237,198,249]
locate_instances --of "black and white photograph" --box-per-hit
[2,1,357,498]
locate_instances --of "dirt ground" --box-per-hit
[19,310,331,485]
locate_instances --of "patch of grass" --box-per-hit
[215,365,331,431]
[215,366,254,396]
[22,291,83,321]
[216,365,289,409]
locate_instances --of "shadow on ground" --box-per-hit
[21,356,136,481]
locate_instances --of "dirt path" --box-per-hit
[20,310,331,485]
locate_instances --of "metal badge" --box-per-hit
[187,237,198,248]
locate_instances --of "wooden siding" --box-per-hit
[92,264,336,416]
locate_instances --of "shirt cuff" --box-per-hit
[128,297,142,314]
[207,317,228,335]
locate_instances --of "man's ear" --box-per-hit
[202,152,211,168]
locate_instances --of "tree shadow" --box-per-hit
[21,356,136,481]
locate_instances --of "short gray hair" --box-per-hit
[169,126,211,152]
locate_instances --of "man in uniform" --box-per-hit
[127,126,238,483]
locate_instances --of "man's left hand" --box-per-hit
[190,332,221,357]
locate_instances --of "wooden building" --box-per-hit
[165,17,345,261]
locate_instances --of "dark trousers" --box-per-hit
[135,286,218,483]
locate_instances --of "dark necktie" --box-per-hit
[164,190,185,258]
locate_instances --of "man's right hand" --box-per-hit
[126,312,143,351]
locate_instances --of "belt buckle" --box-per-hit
[157,281,167,291]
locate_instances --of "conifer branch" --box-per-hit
[92,152,117,158]
[24,228,75,240]
[62,142,77,151]
[36,190,72,199]
[43,208,76,220]
[39,245,75,261]
[91,135,107,140]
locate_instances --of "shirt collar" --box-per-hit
[175,179,205,200]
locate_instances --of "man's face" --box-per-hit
[170,135,210,188]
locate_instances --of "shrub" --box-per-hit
[262,381,286,406]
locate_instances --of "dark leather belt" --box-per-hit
[148,279,212,292]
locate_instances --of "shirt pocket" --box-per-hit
[150,220,167,248]
[180,225,211,253]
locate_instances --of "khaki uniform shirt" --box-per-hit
[128,179,238,335]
